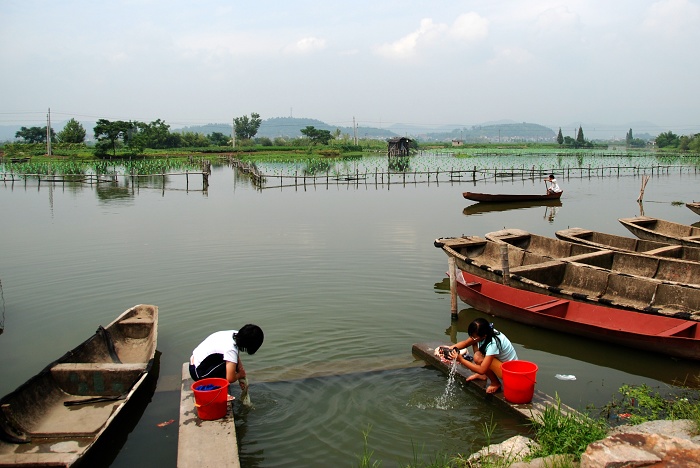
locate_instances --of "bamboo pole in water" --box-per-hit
[500,243,510,286]
[449,257,458,319]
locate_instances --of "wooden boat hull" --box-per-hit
[687,202,700,216]
[462,191,563,203]
[453,269,700,361]
[434,235,700,321]
[555,227,700,262]
[619,216,700,247]
[0,304,158,467]
[486,228,700,287]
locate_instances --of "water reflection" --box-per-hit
[462,199,562,216]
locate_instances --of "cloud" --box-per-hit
[374,13,487,60]
[642,0,700,36]
[450,12,489,42]
[283,36,327,55]
[373,18,448,59]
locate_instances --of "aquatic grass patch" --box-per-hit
[601,383,700,429]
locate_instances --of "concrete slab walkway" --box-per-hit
[178,363,240,468]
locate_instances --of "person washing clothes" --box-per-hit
[446,318,517,394]
[190,325,264,400]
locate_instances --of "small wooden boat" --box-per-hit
[452,269,700,361]
[555,227,700,262]
[687,202,700,216]
[619,216,700,248]
[0,304,158,467]
[486,228,700,287]
[434,235,700,321]
[462,191,563,203]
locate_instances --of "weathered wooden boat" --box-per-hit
[486,228,700,287]
[687,202,700,216]
[619,216,700,248]
[452,268,700,361]
[0,304,158,467]
[462,191,563,203]
[434,235,700,321]
[463,199,562,216]
[555,227,700,262]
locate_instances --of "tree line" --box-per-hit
[12,113,347,157]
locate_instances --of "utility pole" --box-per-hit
[353,117,357,145]
[46,108,52,156]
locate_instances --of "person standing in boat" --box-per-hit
[544,174,562,194]
[189,325,264,391]
[447,318,518,394]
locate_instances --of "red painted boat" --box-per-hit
[453,269,700,361]
[463,191,562,203]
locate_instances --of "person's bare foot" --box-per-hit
[466,374,487,382]
[486,383,501,394]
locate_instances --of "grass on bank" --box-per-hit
[355,383,700,468]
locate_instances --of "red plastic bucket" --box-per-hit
[191,377,229,420]
[501,360,538,404]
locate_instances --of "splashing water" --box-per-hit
[240,376,253,407]
[434,358,460,410]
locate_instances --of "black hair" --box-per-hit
[233,324,264,355]
[467,317,502,355]
[548,174,555,179]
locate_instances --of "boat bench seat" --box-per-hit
[685,235,700,241]
[116,317,155,339]
[525,299,568,317]
[50,363,146,396]
[658,321,697,337]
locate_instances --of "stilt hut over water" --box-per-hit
[387,137,413,157]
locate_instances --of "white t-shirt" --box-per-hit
[191,330,239,367]
[549,179,562,193]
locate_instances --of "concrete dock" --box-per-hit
[412,342,577,421]
[178,363,240,468]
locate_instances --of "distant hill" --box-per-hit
[426,122,556,143]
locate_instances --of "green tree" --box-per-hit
[556,128,564,145]
[576,126,585,145]
[57,118,86,143]
[131,119,176,149]
[626,128,633,146]
[655,131,679,148]
[234,113,262,141]
[208,132,230,146]
[15,126,54,143]
[93,119,136,156]
[300,126,333,145]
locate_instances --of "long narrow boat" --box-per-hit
[555,227,700,262]
[462,191,562,203]
[486,228,700,287]
[0,304,158,467]
[452,269,700,361]
[434,235,700,321]
[688,202,700,216]
[619,216,700,248]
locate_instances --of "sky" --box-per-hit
[1,0,698,136]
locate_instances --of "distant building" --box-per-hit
[451,139,463,147]
[387,137,412,156]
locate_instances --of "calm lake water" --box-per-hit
[1,154,699,467]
